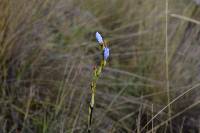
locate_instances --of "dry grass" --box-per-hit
[0,0,200,132]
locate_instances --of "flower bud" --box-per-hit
[103,47,110,60]
[96,32,104,44]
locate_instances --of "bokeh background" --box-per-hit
[0,0,200,132]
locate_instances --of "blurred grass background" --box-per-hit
[0,0,200,132]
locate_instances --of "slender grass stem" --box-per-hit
[165,0,172,131]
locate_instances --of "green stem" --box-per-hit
[87,45,106,132]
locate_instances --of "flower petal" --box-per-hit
[103,47,109,60]
[96,32,103,44]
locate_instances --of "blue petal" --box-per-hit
[103,47,109,60]
[96,32,103,44]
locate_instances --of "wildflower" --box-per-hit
[103,47,110,60]
[96,32,103,44]
[88,32,110,132]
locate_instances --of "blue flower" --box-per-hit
[96,32,103,44]
[103,47,110,60]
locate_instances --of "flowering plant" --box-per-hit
[87,32,110,132]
